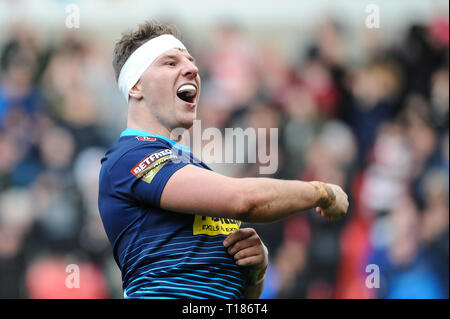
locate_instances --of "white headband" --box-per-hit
[117,34,186,102]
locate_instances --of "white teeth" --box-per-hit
[177,84,197,97]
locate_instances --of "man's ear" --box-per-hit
[129,80,143,100]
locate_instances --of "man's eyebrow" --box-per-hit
[187,55,196,63]
[160,54,196,63]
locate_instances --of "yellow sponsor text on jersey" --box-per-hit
[193,215,241,236]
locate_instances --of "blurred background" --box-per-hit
[0,0,448,299]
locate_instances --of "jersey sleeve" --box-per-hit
[110,143,190,207]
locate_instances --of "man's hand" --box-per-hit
[311,181,349,221]
[223,228,268,286]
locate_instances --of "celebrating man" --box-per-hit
[98,21,348,299]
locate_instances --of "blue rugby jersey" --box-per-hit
[98,128,246,299]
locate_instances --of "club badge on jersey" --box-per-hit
[136,136,157,141]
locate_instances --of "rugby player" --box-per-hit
[98,21,349,299]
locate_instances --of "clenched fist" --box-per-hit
[310,181,349,221]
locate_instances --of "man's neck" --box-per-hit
[127,121,169,138]
[127,114,185,144]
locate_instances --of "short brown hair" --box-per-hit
[112,21,180,81]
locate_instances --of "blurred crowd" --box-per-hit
[0,12,448,299]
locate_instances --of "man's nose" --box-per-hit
[182,61,199,79]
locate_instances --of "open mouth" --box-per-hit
[177,84,197,104]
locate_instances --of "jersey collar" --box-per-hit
[120,128,191,153]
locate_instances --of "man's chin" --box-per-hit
[179,111,197,128]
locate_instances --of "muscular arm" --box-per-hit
[160,164,348,223]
